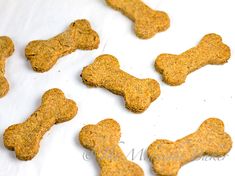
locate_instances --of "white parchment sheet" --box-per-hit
[0,0,234,175]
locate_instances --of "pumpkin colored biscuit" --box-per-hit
[25,19,100,72]
[147,118,232,176]
[105,0,170,39]
[155,33,231,86]
[81,54,160,113]
[79,118,144,176]
[0,36,14,98]
[3,88,78,160]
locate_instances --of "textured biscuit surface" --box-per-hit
[147,118,232,176]
[81,54,160,113]
[4,88,78,160]
[155,33,231,86]
[105,0,170,39]
[25,19,100,72]
[79,118,144,176]
[0,36,14,97]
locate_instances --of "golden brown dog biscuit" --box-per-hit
[147,118,232,176]
[105,0,170,39]
[79,118,144,176]
[155,33,231,86]
[81,54,160,113]
[0,36,14,98]
[3,88,78,160]
[25,19,100,72]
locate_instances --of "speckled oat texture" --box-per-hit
[79,118,144,176]
[155,33,231,86]
[0,36,14,98]
[3,88,78,160]
[25,19,100,72]
[105,0,170,39]
[81,54,160,113]
[147,118,232,176]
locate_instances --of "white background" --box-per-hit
[0,0,234,175]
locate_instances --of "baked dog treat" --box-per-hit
[25,19,100,72]
[79,118,144,176]
[155,33,231,86]
[0,36,14,98]
[3,88,78,160]
[147,118,232,176]
[81,54,160,113]
[105,0,170,39]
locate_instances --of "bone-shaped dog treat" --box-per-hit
[79,119,144,176]
[147,118,232,176]
[25,19,100,72]
[81,54,160,113]
[105,0,170,39]
[155,33,231,86]
[3,88,78,160]
[0,36,14,98]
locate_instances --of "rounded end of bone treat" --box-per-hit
[155,54,188,86]
[95,54,120,67]
[155,54,179,73]
[147,139,174,160]
[89,32,100,50]
[81,54,120,87]
[4,124,40,161]
[0,36,14,58]
[81,67,99,87]
[3,125,17,151]
[124,82,159,113]
[60,94,78,123]
[153,164,180,176]
[15,146,39,161]
[199,118,225,133]
[30,62,54,72]
[81,70,99,87]
[130,163,144,176]
[125,94,151,113]
[0,76,9,98]
[134,11,170,39]
[79,119,121,150]
[205,132,232,157]
[124,78,160,112]
[199,33,231,65]
[124,79,160,113]
[57,99,78,123]
[211,42,231,65]
[72,19,100,50]
[163,74,187,86]
[147,139,180,176]
[76,30,100,50]
[144,78,161,101]
[71,19,92,31]
[79,124,96,149]
[25,40,58,72]
[200,118,233,156]
[200,33,222,45]
[42,88,63,99]
[14,141,40,161]
[98,119,121,142]
[42,88,78,123]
